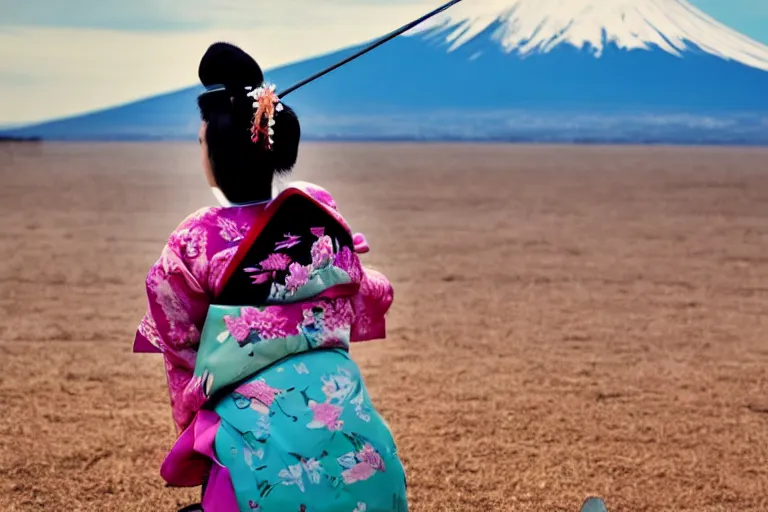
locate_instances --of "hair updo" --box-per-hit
[197,42,300,204]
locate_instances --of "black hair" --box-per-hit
[197,42,300,204]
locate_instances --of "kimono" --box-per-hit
[133,181,407,512]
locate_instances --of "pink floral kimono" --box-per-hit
[133,182,407,511]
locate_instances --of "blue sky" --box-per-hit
[691,0,768,43]
[0,0,766,125]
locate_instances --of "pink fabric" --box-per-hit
[297,183,393,343]
[353,233,370,254]
[161,410,239,510]
[202,461,239,511]
[351,268,393,342]
[133,182,393,435]
[160,409,220,486]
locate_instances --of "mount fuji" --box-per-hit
[5,0,768,144]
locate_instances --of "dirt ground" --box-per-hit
[1,142,767,511]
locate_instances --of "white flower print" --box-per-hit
[278,463,305,492]
[321,371,355,403]
[351,391,371,422]
[244,445,264,467]
[300,458,324,484]
[217,217,246,243]
[337,452,357,469]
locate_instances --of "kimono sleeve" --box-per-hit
[350,267,394,342]
[135,222,212,434]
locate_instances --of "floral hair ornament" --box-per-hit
[246,83,283,150]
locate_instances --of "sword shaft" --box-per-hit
[277,0,464,97]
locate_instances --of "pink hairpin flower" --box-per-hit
[247,83,283,149]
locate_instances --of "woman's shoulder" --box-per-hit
[175,206,226,232]
[162,206,227,253]
[278,181,338,210]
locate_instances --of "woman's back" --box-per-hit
[136,42,405,511]
[138,184,405,511]
[135,183,393,425]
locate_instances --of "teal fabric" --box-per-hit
[194,303,342,399]
[267,265,353,304]
[212,349,408,512]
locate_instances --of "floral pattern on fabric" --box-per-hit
[134,183,394,434]
[241,226,366,306]
[212,349,408,511]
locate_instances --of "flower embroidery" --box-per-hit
[300,458,324,484]
[351,391,371,422]
[248,272,271,285]
[136,183,397,440]
[322,379,336,397]
[259,253,292,271]
[245,253,292,285]
[359,443,385,471]
[321,370,355,403]
[236,379,280,414]
[278,463,305,492]
[337,442,386,485]
[177,228,206,259]
[300,302,352,349]
[307,401,344,431]
[224,315,251,343]
[218,217,246,243]
[310,235,334,269]
[284,263,310,293]
[241,307,294,340]
[225,309,299,348]
[275,233,301,250]
[323,299,355,332]
[341,462,376,484]
[302,307,319,327]
[243,444,264,468]
[334,246,362,282]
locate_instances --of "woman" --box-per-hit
[133,42,408,512]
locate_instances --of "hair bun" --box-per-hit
[198,42,264,89]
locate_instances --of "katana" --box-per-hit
[277,0,466,98]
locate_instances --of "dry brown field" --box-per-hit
[1,142,767,511]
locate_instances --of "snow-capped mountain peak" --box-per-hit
[411,0,768,71]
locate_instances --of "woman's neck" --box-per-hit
[212,179,285,208]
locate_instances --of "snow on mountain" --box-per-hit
[411,0,768,70]
[3,0,768,144]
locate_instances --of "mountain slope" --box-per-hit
[411,0,768,68]
[5,0,768,144]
